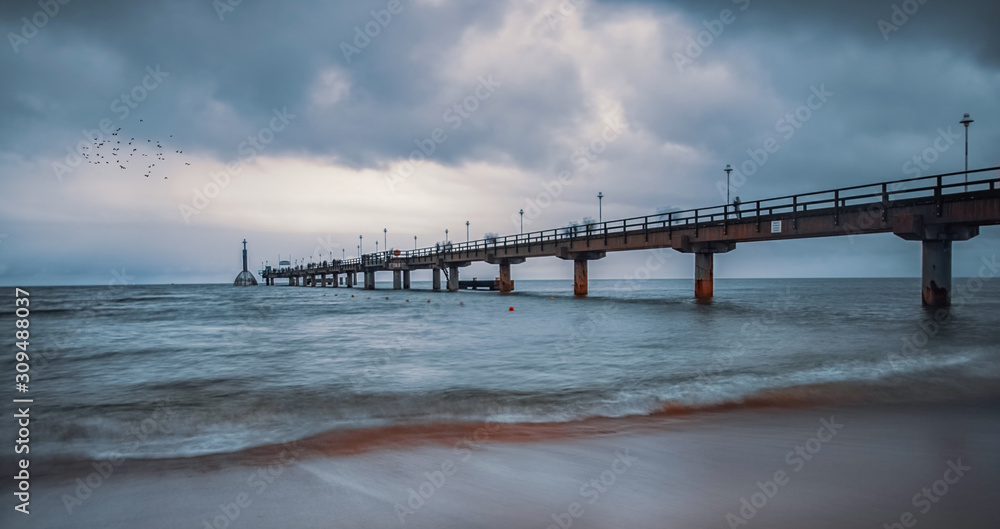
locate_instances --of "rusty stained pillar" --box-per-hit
[922,240,952,307]
[432,268,442,290]
[345,273,353,287]
[499,262,513,294]
[393,270,402,290]
[447,265,460,292]
[694,252,714,300]
[330,272,338,287]
[574,259,588,297]
[365,271,376,290]
[403,270,411,289]
[891,216,977,307]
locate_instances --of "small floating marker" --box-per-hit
[351,295,354,298]
[427,300,431,303]
[509,306,514,311]
[406,299,409,302]
[385,296,389,300]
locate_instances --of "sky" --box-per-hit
[1,0,998,285]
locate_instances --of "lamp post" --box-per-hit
[724,164,733,205]
[466,220,470,242]
[414,235,417,250]
[359,234,363,255]
[960,113,974,191]
[445,229,449,242]
[383,228,387,250]
[519,209,524,234]
[375,241,378,254]
[342,248,345,260]
[597,192,603,223]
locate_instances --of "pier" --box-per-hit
[262,167,1000,306]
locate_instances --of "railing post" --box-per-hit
[756,201,761,233]
[723,205,728,236]
[833,190,839,226]
[604,222,609,245]
[694,209,699,237]
[644,218,648,242]
[667,212,673,239]
[881,182,888,223]
[586,223,591,248]
[936,174,943,217]
[792,196,798,231]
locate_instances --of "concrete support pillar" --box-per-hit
[573,259,588,297]
[922,240,952,307]
[893,218,977,307]
[499,262,513,294]
[331,273,338,287]
[365,271,376,290]
[318,274,324,287]
[694,252,714,300]
[433,268,442,290]
[345,273,353,287]
[393,270,402,290]
[403,270,411,289]
[300,276,307,287]
[447,266,459,292]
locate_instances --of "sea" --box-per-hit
[4,278,1000,462]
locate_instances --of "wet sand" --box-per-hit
[9,400,999,529]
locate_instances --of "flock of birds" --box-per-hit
[81,119,191,179]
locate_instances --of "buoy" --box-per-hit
[385,297,389,300]
[351,295,354,297]
[509,306,514,311]
[406,299,409,302]
[427,300,431,303]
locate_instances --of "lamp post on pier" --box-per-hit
[414,235,417,250]
[519,209,524,234]
[466,220,470,242]
[383,228,387,250]
[960,113,974,191]
[597,192,603,223]
[724,164,733,205]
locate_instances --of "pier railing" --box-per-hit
[269,166,999,273]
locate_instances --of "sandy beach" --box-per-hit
[8,399,997,529]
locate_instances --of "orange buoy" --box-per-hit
[509,306,514,311]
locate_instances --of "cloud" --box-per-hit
[0,0,997,283]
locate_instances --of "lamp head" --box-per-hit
[960,113,974,127]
